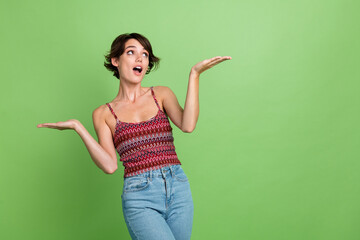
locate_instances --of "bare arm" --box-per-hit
[181,71,200,132]
[161,56,231,133]
[75,108,118,174]
[37,106,118,174]
[157,74,199,133]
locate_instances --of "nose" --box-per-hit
[136,53,142,62]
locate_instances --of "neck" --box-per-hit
[115,80,147,103]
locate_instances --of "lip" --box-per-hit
[133,65,143,70]
[133,69,142,76]
[132,65,143,76]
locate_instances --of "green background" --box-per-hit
[1,0,359,239]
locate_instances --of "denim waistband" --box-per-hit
[124,164,180,180]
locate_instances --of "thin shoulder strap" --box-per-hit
[106,103,119,120]
[150,86,161,110]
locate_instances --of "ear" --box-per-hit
[111,57,119,67]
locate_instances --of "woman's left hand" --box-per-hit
[191,56,232,76]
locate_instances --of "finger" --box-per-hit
[204,56,221,63]
[206,59,229,68]
[209,56,222,61]
[212,57,231,65]
[37,123,57,128]
[210,56,231,60]
[207,56,230,65]
[205,59,228,69]
[214,56,231,62]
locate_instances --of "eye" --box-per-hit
[127,50,133,55]
[143,52,148,57]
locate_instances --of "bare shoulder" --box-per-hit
[92,103,114,134]
[92,104,108,119]
[153,85,171,93]
[152,85,183,129]
[153,85,175,101]
[92,104,113,129]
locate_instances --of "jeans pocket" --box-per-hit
[174,166,189,182]
[123,176,150,193]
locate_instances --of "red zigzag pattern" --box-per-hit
[106,86,181,178]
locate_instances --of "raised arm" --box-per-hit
[37,105,118,174]
[159,76,199,133]
[182,71,200,132]
[160,55,232,133]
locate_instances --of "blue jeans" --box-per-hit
[121,164,194,240]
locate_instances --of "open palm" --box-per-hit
[37,119,79,130]
[191,56,232,75]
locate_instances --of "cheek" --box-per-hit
[119,62,130,72]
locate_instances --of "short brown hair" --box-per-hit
[104,33,160,79]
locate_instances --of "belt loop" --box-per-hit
[160,167,166,179]
[149,169,152,182]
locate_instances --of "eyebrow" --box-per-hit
[125,45,147,51]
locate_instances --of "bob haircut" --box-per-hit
[104,33,160,79]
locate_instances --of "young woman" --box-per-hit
[37,33,231,240]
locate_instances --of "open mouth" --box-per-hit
[133,66,142,74]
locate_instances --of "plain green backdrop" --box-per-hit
[1,0,359,239]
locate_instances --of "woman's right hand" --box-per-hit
[37,119,80,131]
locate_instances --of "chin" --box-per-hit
[121,75,144,84]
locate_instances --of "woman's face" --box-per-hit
[112,38,150,83]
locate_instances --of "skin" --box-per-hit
[37,38,231,174]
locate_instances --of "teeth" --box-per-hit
[133,66,142,73]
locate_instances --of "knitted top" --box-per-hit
[106,86,181,178]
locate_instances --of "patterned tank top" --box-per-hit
[106,86,181,178]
